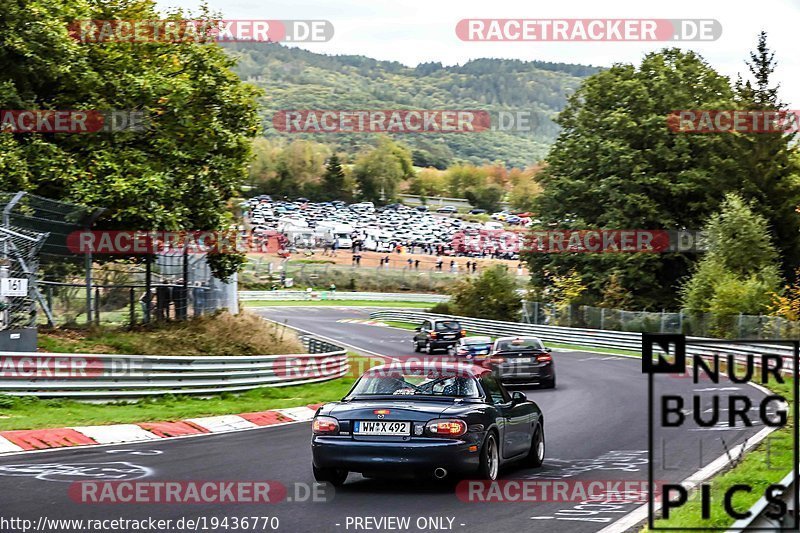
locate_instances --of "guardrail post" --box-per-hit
[129,288,135,327]
[94,287,100,324]
[600,307,605,330]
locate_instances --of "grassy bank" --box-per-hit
[37,312,303,356]
[243,300,435,308]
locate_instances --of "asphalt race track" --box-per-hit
[0,307,770,533]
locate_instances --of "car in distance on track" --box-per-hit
[311,361,545,485]
[448,336,493,360]
[488,336,556,388]
[413,318,465,353]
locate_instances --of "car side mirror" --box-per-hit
[545,347,552,353]
[414,327,421,331]
[511,391,526,403]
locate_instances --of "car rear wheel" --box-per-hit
[523,425,545,468]
[541,376,556,389]
[477,433,499,480]
[413,340,421,352]
[312,465,348,487]
[425,341,434,354]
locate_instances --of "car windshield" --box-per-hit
[349,370,480,398]
[464,338,492,346]
[435,321,461,331]
[495,338,544,351]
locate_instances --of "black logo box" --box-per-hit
[642,333,799,531]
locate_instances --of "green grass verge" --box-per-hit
[648,376,794,530]
[243,300,435,308]
[0,354,371,431]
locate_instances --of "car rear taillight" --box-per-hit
[488,356,505,364]
[460,330,467,337]
[537,354,552,362]
[430,332,438,339]
[426,419,468,437]
[312,416,339,435]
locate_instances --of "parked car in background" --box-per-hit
[469,208,487,215]
[488,336,556,388]
[449,336,493,360]
[436,205,458,214]
[413,318,465,354]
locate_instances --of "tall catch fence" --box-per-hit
[522,301,800,340]
[0,191,238,333]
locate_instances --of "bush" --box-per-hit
[428,302,453,315]
[449,265,521,321]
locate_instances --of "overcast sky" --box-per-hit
[156,0,799,108]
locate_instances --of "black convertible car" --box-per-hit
[311,361,545,485]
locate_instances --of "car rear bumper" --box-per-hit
[496,365,555,384]
[312,435,483,474]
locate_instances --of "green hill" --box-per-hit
[223,43,600,168]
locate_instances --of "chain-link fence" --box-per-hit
[1,191,238,331]
[0,225,47,330]
[521,301,800,339]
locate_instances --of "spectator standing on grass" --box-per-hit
[472,262,477,274]
[436,257,443,271]
[517,263,524,276]
[329,283,336,292]
[450,260,456,273]
[465,260,471,272]
[352,254,358,266]
[331,240,339,257]
[407,257,413,269]
[383,255,390,269]
[414,259,420,270]
[356,253,362,266]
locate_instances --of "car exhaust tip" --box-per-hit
[434,468,448,479]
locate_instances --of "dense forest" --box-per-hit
[223,43,600,168]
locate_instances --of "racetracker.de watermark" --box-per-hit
[456,479,664,503]
[275,357,478,380]
[68,20,333,43]
[668,110,800,133]
[0,354,151,378]
[66,230,248,255]
[0,110,147,133]
[273,110,492,133]
[456,19,721,41]
[68,480,333,504]
[523,230,706,253]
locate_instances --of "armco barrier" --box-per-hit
[239,290,449,303]
[369,310,798,373]
[0,335,347,399]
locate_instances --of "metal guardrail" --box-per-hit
[240,290,449,303]
[728,471,796,530]
[369,310,798,373]
[0,335,347,399]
